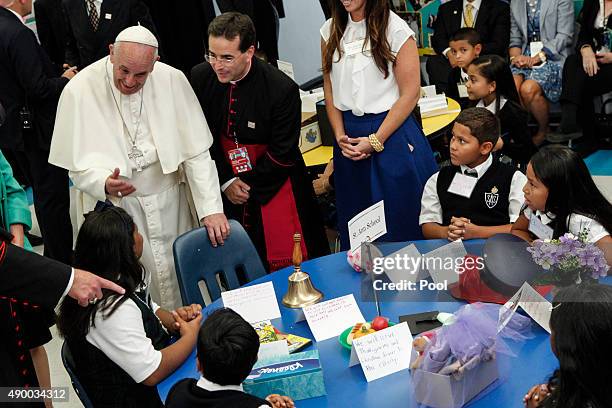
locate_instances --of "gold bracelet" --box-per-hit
[368,133,384,152]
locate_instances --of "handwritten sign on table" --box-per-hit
[348,201,387,251]
[221,282,281,324]
[499,282,551,333]
[349,322,413,382]
[303,295,365,342]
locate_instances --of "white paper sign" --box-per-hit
[422,240,467,286]
[277,60,295,81]
[447,173,478,198]
[258,340,290,361]
[498,282,551,333]
[529,41,544,57]
[421,85,437,98]
[517,283,552,333]
[383,244,425,284]
[348,200,387,251]
[528,215,554,240]
[221,282,281,324]
[303,295,365,342]
[349,322,413,382]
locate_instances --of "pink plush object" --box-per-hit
[346,245,383,272]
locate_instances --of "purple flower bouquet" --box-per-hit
[527,231,609,287]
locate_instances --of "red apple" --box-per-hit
[371,316,389,331]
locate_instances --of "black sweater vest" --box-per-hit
[166,378,272,408]
[67,292,170,408]
[436,160,515,226]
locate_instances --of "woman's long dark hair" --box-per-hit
[530,145,612,238]
[322,0,396,78]
[57,206,145,340]
[543,285,612,408]
[469,55,521,114]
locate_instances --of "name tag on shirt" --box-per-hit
[529,41,543,57]
[105,13,112,20]
[457,83,469,98]
[528,214,554,240]
[447,173,478,198]
[344,39,370,56]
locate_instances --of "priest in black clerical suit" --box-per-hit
[191,13,329,271]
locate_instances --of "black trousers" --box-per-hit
[426,54,453,93]
[7,148,73,264]
[561,53,612,106]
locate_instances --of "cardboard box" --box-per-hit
[412,357,498,408]
[299,112,322,153]
[243,350,326,401]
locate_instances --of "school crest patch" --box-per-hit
[485,186,499,209]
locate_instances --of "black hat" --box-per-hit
[480,233,544,296]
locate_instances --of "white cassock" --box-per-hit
[49,56,223,310]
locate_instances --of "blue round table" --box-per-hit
[158,239,559,407]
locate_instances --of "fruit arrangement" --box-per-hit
[346,317,390,345]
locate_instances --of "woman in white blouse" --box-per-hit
[321,0,438,250]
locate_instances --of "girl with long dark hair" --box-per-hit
[523,284,612,407]
[57,204,202,407]
[466,54,536,164]
[512,145,612,265]
[321,0,438,249]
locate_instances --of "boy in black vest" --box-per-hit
[446,28,482,109]
[420,108,526,240]
[165,308,294,408]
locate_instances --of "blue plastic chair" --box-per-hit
[60,341,94,408]
[173,219,266,305]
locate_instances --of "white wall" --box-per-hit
[278,1,326,85]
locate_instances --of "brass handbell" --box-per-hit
[282,233,323,308]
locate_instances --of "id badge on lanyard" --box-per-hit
[228,134,252,175]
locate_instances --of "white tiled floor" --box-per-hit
[35,173,612,408]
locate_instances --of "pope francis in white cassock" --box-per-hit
[49,26,230,310]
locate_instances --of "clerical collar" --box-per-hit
[229,57,254,85]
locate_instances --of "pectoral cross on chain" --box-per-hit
[128,145,146,172]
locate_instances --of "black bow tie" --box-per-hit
[463,169,478,178]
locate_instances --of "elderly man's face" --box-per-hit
[109,42,157,95]
[207,35,254,84]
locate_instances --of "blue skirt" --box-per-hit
[334,111,438,250]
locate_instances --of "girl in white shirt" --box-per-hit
[512,145,612,266]
[57,203,202,407]
[321,0,438,250]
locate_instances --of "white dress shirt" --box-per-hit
[476,96,508,114]
[461,0,483,27]
[86,292,162,383]
[419,154,527,225]
[320,12,415,116]
[7,7,25,24]
[522,207,610,243]
[85,0,103,18]
[196,376,269,408]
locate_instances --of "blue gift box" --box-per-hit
[242,350,326,401]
